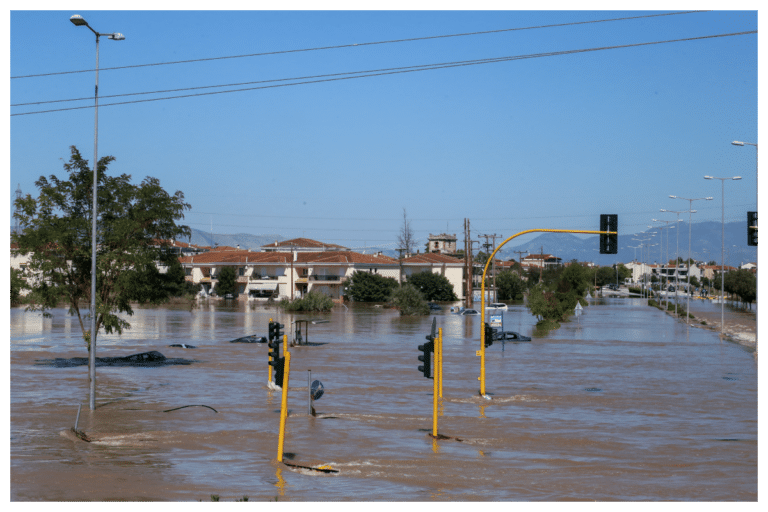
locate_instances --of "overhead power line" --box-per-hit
[11,11,706,80]
[11,30,756,117]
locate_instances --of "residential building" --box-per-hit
[399,252,464,296]
[520,253,562,270]
[178,239,401,301]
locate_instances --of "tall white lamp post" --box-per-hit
[70,14,125,411]
[669,196,712,324]
[704,175,742,335]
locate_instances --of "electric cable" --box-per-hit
[11,10,707,80]
[11,30,756,117]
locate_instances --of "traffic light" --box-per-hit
[748,211,757,246]
[270,355,285,386]
[267,322,284,385]
[418,318,436,379]
[484,322,495,348]
[418,339,434,379]
[600,214,618,254]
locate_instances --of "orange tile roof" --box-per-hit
[401,253,463,264]
[296,251,398,265]
[179,250,291,265]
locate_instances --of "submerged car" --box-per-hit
[460,309,480,315]
[486,303,508,311]
[428,303,442,311]
[495,331,532,342]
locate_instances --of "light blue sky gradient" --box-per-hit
[9,9,759,253]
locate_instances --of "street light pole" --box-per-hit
[704,175,742,336]
[660,209,694,318]
[652,219,679,308]
[731,140,760,354]
[70,14,125,411]
[669,196,712,324]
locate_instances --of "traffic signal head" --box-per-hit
[748,211,757,246]
[418,339,434,379]
[484,322,495,348]
[275,322,284,340]
[600,214,618,254]
[269,356,285,386]
[268,321,277,342]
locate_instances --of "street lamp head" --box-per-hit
[704,176,712,180]
[669,195,677,199]
[732,141,745,146]
[70,14,88,26]
[108,33,125,40]
[706,197,713,200]
[733,176,742,180]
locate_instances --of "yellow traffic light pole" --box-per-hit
[478,228,617,397]
[276,351,291,463]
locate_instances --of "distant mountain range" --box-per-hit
[496,221,756,267]
[180,221,755,267]
[185,229,285,250]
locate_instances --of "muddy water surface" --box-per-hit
[10,298,757,501]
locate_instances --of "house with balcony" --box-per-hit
[178,238,401,301]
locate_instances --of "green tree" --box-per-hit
[724,269,756,307]
[11,267,27,305]
[527,286,565,323]
[345,270,398,302]
[215,266,237,296]
[12,145,190,352]
[560,263,591,297]
[407,271,458,302]
[593,266,617,287]
[389,283,429,316]
[496,269,525,301]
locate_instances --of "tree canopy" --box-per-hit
[216,266,237,296]
[407,271,458,302]
[345,271,399,302]
[724,269,756,306]
[389,283,429,316]
[496,270,525,301]
[12,145,191,351]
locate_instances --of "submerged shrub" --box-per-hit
[280,290,334,312]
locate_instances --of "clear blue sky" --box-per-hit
[8,8,760,253]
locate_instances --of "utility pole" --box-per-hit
[479,234,500,302]
[540,246,544,282]
[513,250,528,290]
[464,219,472,308]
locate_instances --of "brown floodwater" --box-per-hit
[10,298,757,501]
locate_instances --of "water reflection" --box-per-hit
[10,299,757,501]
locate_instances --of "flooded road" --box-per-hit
[10,298,757,501]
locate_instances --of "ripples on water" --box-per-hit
[10,299,757,501]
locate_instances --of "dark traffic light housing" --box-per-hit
[418,318,436,379]
[267,321,285,385]
[600,214,618,254]
[418,339,434,379]
[748,211,757,246]
[484,322,495,348]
